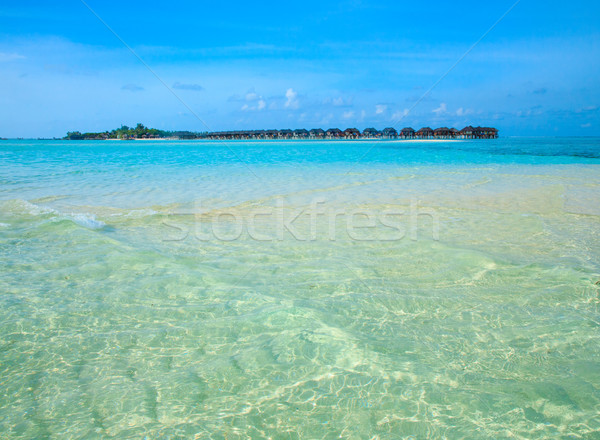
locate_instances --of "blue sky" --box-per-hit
[0,0,599,137]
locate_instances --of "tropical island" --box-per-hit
[64,123,182,140]
[64,123,498,140]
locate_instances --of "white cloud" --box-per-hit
[433,103,447,115]
[577,106,598,113]
[241,98,266,112]
[333,97,344,106]
[391,109,409,120]
[0,52,26,62]
[122,84,144,92]
[343,111,355,119]
[321,113,334,125]
[375,104,387,114]
[239,89,266,111]
[456,107,473,116]
[325,96,351,107]
[359,109,366,121]
[285,88,299,109]
[581,123,592,128]
[173,82,203,91]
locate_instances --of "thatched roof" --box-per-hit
[362,127,379,135]
[382,127,398,135]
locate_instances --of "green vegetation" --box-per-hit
[63,123,197,140]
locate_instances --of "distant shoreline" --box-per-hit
[127,138,463,142]
[3,137,466,142]
[117,138,460,143]
[60,124,499,141]
[3,138,473,142]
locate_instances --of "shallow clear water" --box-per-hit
[1,138,599,438]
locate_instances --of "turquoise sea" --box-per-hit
[1,138,599,439]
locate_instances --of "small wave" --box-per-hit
[0,199,106,230]
[67,213,106,230]
[126,208,157,218]
[0,222,9,228]
[3,199,58,216]
[109,208,158,219]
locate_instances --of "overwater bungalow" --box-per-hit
[433,127,452,139]
[362,127,380,138]
[416,127,434,139]
[278,129,293,139]
[459,126,475,139]
[344,128,361,139]
[293,129,309,139]
[382,127,398,139]
[400,127,415,139]
[450,128,460,138]
[476,127,499,139]
[309,128,325,139]
[326,128,343,139]
[264,129,279,139]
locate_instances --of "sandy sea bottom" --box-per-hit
[0,139,599,439]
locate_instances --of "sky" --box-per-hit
[0,0,599,137]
